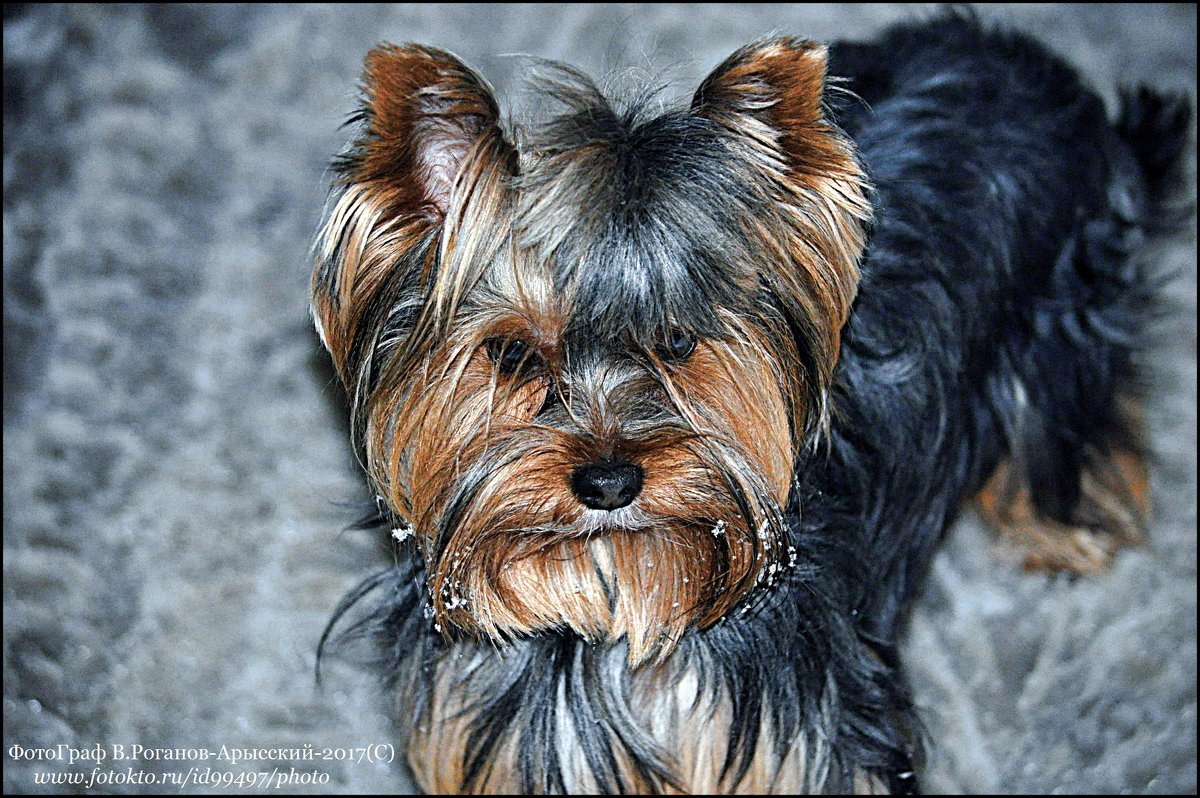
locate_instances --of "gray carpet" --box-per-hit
[3,4,1195,794]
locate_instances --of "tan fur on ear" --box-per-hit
[356,44,501,217]
[311,44,509,378]
[695,38,828,128]
[692,38,838,176]
[692,38,871,437]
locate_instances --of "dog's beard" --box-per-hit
[418,430,791,664]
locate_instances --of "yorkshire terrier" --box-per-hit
[312,12,1189,795]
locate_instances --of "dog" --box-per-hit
[311,12,1188,794]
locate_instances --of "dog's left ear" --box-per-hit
[692,39,870,439]
[691,37,840,177]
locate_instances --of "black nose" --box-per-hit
[570,461,644,511]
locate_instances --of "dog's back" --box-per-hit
[822,13,1190,643]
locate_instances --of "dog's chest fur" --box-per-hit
[405,644,881,794]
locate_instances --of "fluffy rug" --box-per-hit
[4,4,1194,793]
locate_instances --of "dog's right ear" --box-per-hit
[312,44,504,378]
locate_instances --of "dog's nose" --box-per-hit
[570,461,644,511]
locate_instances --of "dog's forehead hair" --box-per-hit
[509,97,771,350]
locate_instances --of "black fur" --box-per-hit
[320,13,1189,794]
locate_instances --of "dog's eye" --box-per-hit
[486,338,539,375]
[656,329,697,362]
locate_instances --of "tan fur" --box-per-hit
[695,38,871,435]
[975,446,1149,573]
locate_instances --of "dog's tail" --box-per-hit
[976,86,1191,573]
[1115,86,1193,223]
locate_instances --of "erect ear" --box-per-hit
[352,43,503,218]
[691,37,837,175]
[691,39,870,441]
[312,44,505,377]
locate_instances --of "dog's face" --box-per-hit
[313,40,869,662]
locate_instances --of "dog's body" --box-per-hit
[314,14,1188,794]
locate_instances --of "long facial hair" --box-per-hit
[313,39,868,671]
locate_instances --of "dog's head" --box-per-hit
[312,40,869,662]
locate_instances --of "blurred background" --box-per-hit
[4,4,1195,793]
